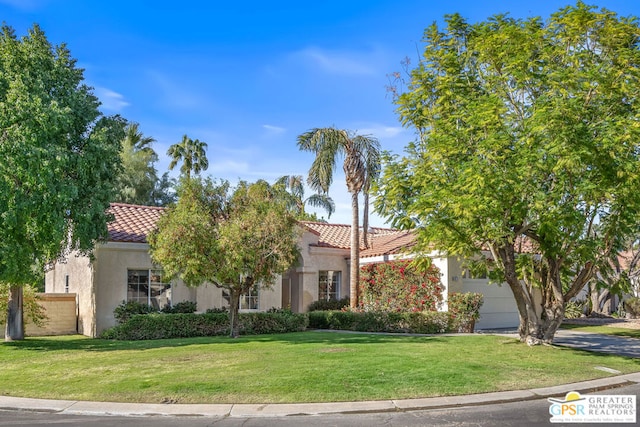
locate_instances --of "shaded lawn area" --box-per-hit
[1,332,638,404]
[560,324,640,339]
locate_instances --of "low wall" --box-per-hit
[25,293,77,336]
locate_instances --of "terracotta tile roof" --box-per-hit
[300,221,415,257]
[360,230,416,258]
[107,203,165,243]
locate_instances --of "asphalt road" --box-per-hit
[1,382,638,427]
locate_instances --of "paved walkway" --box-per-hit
[1,330,639,418]
[553,329,640,358]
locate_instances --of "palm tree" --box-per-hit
[297,128,380,308]
[167,134,209,179]
[275,175,335,220]
[114,123,159,205]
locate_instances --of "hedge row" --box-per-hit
[100,311,308,340]
[307,310,451,334]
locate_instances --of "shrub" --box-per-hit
[447,292,484,332]
[624,296,640,318]
[307,297,350,312]
[206,306,229,313]
[100,311,308,340]
[307,310,449,334]
[564,300,586,319]
[161,300,197,314]
[113,300,154,324]
[359,260,444,312]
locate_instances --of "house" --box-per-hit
[45,203,519,337]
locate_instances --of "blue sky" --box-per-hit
[2,0,639,226]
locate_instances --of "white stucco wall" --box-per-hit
[460,279,519,330]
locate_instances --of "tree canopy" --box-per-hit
[0,24,123,339]
[148,178,300,337]
[376,2,640,344]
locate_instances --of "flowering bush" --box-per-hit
[359,260,443,312]
[447,292,484,332]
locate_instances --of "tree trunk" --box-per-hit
[228,290,241,338]
[494,244,564,345]
[5,284,24,341]
[349,191,360,309]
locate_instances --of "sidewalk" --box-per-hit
[1,330,639,418]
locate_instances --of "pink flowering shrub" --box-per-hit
[359,260,444,312]
[447,292,484,332]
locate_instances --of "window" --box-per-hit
[222,287,260,310]
[240,287,259,310]
[319,271,341,301]
[127,269,171,310]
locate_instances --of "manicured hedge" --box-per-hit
[307,310,450,334]
[101,311,308,340]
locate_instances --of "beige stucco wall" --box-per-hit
[25,293,77,336]
[45,252,95,336]
[293,230,350,312]
[47,241,286,337]
[194,281,281,312]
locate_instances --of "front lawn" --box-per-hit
[1,332,638,404]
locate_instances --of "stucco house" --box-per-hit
[45,203,519,337]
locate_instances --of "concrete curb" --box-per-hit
[1,373,639,418]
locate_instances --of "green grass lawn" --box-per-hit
[561,324,640,339]
[1,332,638,404]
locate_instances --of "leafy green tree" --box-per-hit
[150,172,177,207]
[297,128,380,309]
[148,178,299,338]
[113,122,159,205]
[274,175,335,221]
[0,24,123,340]
[167,134,209,179]
[376,3,640,344]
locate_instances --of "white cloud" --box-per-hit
[355,125,404,139]
[94,87,130,112]
[262,124,286,134]
[293,47,378,76]
[146,70,204,110]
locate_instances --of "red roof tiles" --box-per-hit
[300,221,415,257]
[106,205,417,257]
[107,203,165,243]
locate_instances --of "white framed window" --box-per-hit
[319,271,341,301]
[222,287,260,310]
[127,269,171,310]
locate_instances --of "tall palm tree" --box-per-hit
[275,175,336,220]
[114,123,159,205]
[297,128,380,308]
[167,134,209,179]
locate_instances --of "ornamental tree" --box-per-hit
[376,3,640,344]
[148,178,300,338]
[0,24,123,341]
